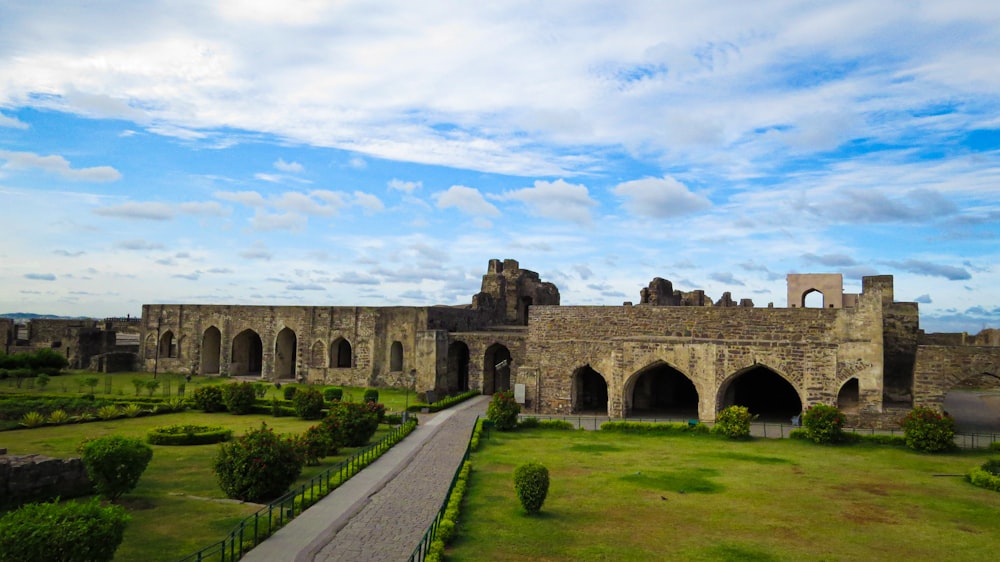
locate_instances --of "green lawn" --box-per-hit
[449,429,1000,561]
[2,410,393,561]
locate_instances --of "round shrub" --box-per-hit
[147,424,232,446]
[295,425,335,465]
[213,422,303,502]
[80,435,154,501]
[283,385,298,400]
[321,402,380,448]
[293,387,326,420]
[192,385,225,412]
[712,405,755,439]
[802,404,846,444]
[323,387,343,402]
[363,389,379,403]
[487,390,520,431]
[513,462,550,514]
[0,498,129,562]
[901,407,956,453]
[981,459,1000,477]
[222,382,258,414]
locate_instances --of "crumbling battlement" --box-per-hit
[472,258,560,325]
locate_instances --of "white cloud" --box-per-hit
[250,211,305,232]
[0,113,28,129]
[215,190,267,206]
[274,158,304,173]
[353,191,385,213]
[613,176,712,219]
[501,180,597,225]
[388,179,422,193]
[94,202,173,220]
[0,150,121,182]
[434,185,500,217]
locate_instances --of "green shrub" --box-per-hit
[295,425,335,465]
[513,462,550,514]
[145,379,160,397]
[80,435,154,501]
[990,441,1000,452]
[132,378,145,396]
[321,402,380,448]
[34,373,50,391]
[901,407,956,453]
[147,424,232,446]
[601,420,709,434]
[980,459,1000,477]
[323,387,343,401]
[408,389,481,413]
[83,376,100,393]
[121,403,144,418]
[487,390,520,431]
[192,385,225,412]
[293,387,326,420]
[19,411,46,428]
[97,404,121,420]
[802,404,846,444]
[518,417,540,428]
[222,382,258,414]
[270,397,285,417]
[213,423,303,502]
[48,409,71,424]
[539,419,576,430]
[0,498,129,562]
[712,405,756,439]
[283,385,298,400]
[253,383,268,398]
[363,389,379,403]
[967,465,1000,492]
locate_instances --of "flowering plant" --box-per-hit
[802,403,846,444]
[901,407,955,453]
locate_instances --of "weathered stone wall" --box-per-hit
[882,302,919,404]
[0,318,12,354]
[0,453,93,509]
[913,345,1000,408]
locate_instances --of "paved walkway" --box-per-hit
[243,395,489,562]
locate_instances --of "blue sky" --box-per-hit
[0,1,998,333]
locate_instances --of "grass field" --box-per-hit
[2,410,395,561]
[448,428,1000,561]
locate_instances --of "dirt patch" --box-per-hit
[843,502,897,525]
[831,482,898,497]
[120,497,156,510]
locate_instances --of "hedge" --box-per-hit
[147,424,233,446]
[407,390,480,413]
[0,499,129,562]
[600,420,710,434]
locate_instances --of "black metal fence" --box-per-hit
[178,420,417,562]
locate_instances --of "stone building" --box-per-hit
[0,317,141,372]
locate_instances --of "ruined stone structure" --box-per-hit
[0,452,93,509]
[0,317,141,372]
[5,259,997,429]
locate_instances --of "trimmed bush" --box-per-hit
[295,425,335,465]
[0,498,129,562]
[407,389,481,413]
[901,407,956,453]
[513,462,550,514]
[363,388,379,403]
[213,422,304,503]
[601,420,709,434]
[487,390,520,431]
[967,460,1000,492]
[222,382,258,414]
[323,387,343,402]
[283,385,298,400]
[192,385,225,412]
[802,404,846,444]
[293,387,326,420]
[80,435,154,501]
[147,424,233,445]
[321,402,380,448]
[712,405,756,439]
[990,441,1000,452]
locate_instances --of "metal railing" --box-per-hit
[178,420,417,562]
[407,416,479,562]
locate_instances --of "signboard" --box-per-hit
[514,383,526,404]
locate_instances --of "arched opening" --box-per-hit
[231,329,263,377]
[517,296,533,326]
[719,366,802,422]
[837,378,859,414]
[572,365,608,414]
[275,328,297,379]
[158,330,177,358]
[483,343,512,395]
[200,327,221,374]
[389,341,404,372]
[802,289,824,308]
[943,372,1000,433]
[446,341,470,393]
[310,341,327,368]
[626,362,698,418]
[331,337,352,368]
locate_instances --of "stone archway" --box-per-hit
[572,365,608,414]
[718,365,802,422]
[275,327,297,379]
[231,329,263,377]
[331,337,352,368]
[159,330,176,358]
[837,378,859,414]
[200,326,221,374]
[624,361,698,418]
[446,341,470,393]
[483,343,512,395]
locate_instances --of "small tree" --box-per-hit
[83,376,100,393]
[0,498,129,562]
[321,402,380,448]
[802,404,846,444]
[901,406,956,453]
[487,390,520,431]
[324,387,343,402]
[514,462,550,514]
[80,435,154,501]
[222,381,258,414]
[145,379,160,397]
[712,405,755,439]
[131,378,145,396]
[213,423,303,502]
[34,373,49,391]
[293,387,326,420]
[363,388,379,403]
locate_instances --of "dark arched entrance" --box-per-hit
[572,365,608,414]
[331,337,352,368]
[837,378,859,414]
[446,342,470,393]
[626,362,698,418]
[275,328,297,379]
[719,366,802,422]
[200,326,221,374]
[484,343,512,394]
[231,329,263,377]
[943,373,1000,433]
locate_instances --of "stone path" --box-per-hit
[242,395,488,562]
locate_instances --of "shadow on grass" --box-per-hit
[710,451,794,464]
[620,468,724,493]
[566,443,622,454]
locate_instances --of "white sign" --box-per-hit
[514,383,526,404]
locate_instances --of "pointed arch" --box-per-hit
[158,330,176,358]
[623,361,698,418]
[390,341,403,372]
[310,340,327,368]
[718,364,802,422]
[200,326,221,374]
[331,337,353,368]
[231,329,263,377]
[483,343,512,395]
[275,327,297,379]
[572,365,608,414]
[802,288,825,308]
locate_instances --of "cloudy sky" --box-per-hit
[1,1,998,333]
